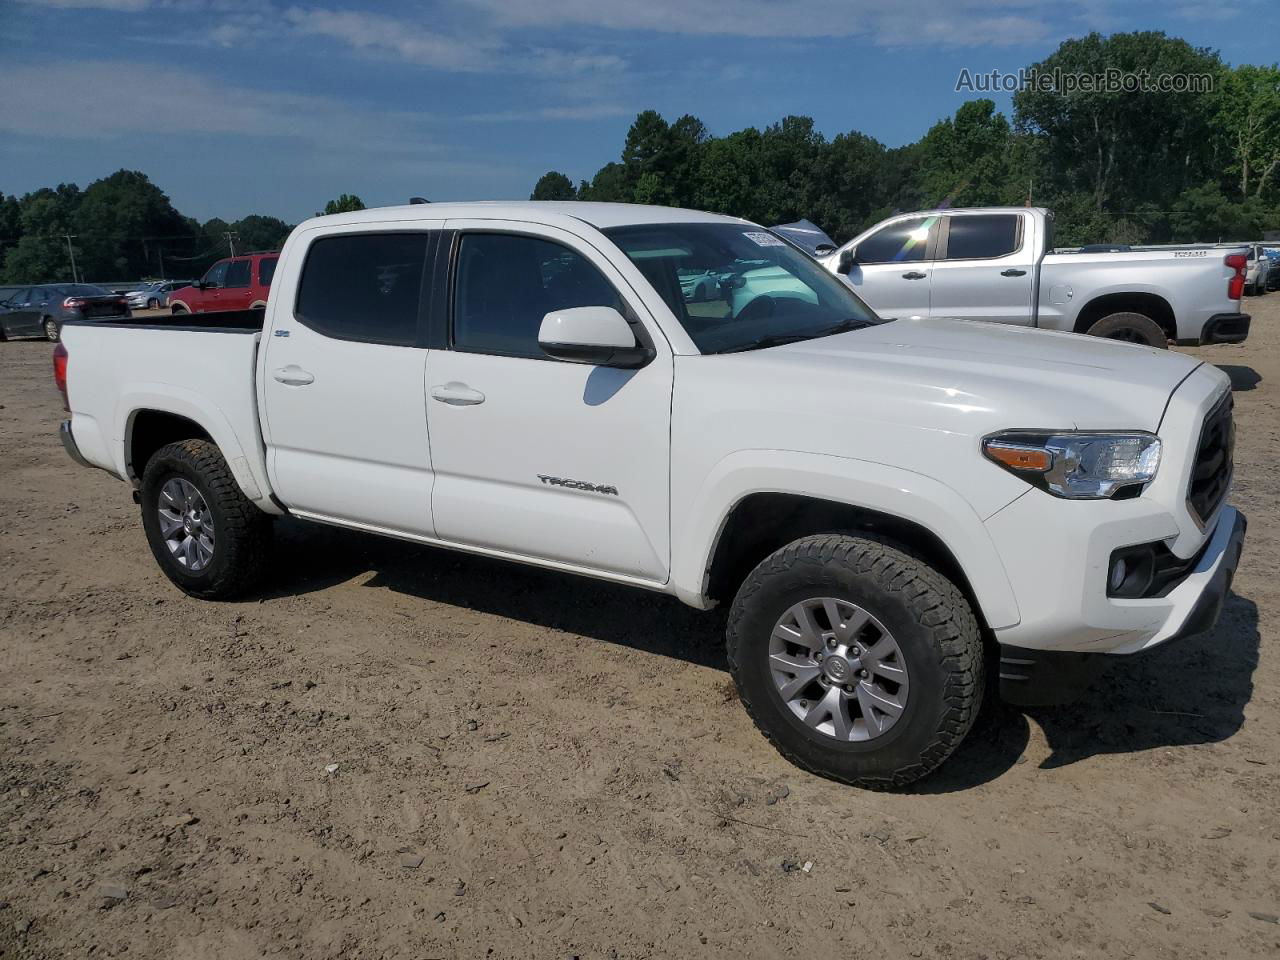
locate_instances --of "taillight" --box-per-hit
[1225,253,1246,301]
[53,342,69,409]
[63,297,85,309]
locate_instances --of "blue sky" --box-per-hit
[0,0,1274,223]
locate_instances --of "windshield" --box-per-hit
[603,222,886,354]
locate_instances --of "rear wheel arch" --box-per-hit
[1073,292,1175,340]
[126,409,213,482]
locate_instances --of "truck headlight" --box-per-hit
[982,431,1161,500]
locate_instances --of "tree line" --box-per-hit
[531,32,1280,246]
[0,175,367,285]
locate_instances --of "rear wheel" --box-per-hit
[1086,311,1167,348]
[140,439,272,599]
[727,533,984,790]
[44,318,59,342]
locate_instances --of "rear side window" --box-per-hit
[452,233,623,359]
[944,215,1021,260]
[259,257,278,287]
[225,259,251,288]
[295,233,429,346]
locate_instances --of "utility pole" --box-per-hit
[223,232,238,258]
[64,234,79,284]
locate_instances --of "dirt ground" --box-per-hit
[1,303,1277,960]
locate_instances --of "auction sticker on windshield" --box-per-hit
[743,231,785,247]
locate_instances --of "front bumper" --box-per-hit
[998,509,1246,706]
[1198,312,1250,345]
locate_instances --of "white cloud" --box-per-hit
[282,6,625,75]
[466,103,630,122]
[458,0,1053,46]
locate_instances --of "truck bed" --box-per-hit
[59,314,276,511]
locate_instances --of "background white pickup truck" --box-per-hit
[820,207,1252,348]
[56,201,1246,789]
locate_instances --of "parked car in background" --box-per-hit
[168,252,278,314]
[56,201,1245,789]
[820,207,1250,348]
[0,283,129,341]
[126,279,192,311]
[1244,244,1269,295]
[1265,248,1280,291]
[771,219,838,257]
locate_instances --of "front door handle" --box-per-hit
[430,382,486,406]
[901,271,927,280]
[1001,268,1027,277]
[272,365,315,386]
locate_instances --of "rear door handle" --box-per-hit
[901,271,927,280]
[1001,268,1027,277]
[430,382,486,406]
[272,365,314,386]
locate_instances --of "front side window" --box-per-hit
[295,232,429,346]
[258,256,278,287]
[605,222,884,354]
[453,233,623,359]
[224,259,251,288]
[944,215,1021,260]
[856,217,936,264]
[203,261,229,287]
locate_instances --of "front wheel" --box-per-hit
[1086,311,1168,348]
[140,439,272,599]
[147,298,159,310]
[727,534,984,789]
[44,318,59,342]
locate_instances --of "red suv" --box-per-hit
[170,251,279,314]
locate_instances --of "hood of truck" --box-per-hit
[753,317,1200,433]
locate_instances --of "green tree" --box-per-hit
[1218,64,1280,200]
[530,171,577,201]
[578,162,628,202]
[915,100,1030,208]
[1014,32,1224,213]
[229,214,293,253]
[319,194,366,216]
[1,184,82,284]
[74,170,187,279]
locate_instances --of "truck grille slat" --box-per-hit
[1187,392,1233,525]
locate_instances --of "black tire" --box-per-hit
[139,439,271,599]
[1085,311,1168,348]
[727,533,984,790]
[171,304,189,315]
[44,317,59,342]
[147,298,159,310]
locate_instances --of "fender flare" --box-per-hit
[114,385,280,513]
[670,449,1021,629]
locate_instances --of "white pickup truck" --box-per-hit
[56,201,1246,789]
[821,207,1252,348]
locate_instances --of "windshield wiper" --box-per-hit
[717,318,877,354]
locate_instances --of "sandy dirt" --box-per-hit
[1,302,1277,960]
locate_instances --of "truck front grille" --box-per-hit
[1187,391,1233,525]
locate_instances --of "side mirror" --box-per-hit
[837,248,857,274]
[538,306,654,368]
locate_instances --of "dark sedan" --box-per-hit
[0,283,130,341]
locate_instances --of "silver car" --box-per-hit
[125,280,191,310]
